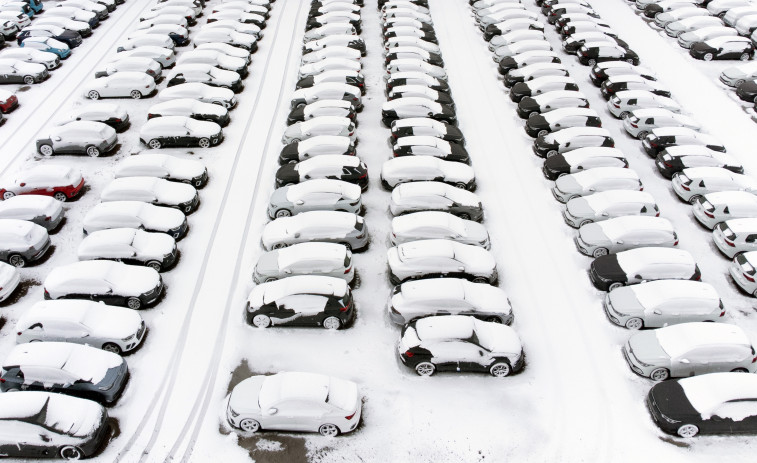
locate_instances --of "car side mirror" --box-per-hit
[458,266,465,272]
[680,358,690,364]
[304,132,310,136]
[39,434,51,443]
[53,136,61,141]
[634,275,642,279]
[478,349,484,356]
[294,233,301,238]
[588,188,595,192]
[653,310,662,315]
[295,200,304,205]
[600,212,609,216]
[19,183,25,187]
[284,269,292,274]
[615,240,624,244]
[267,408,278,415]
[304,175,311,179]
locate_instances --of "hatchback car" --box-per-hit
[58,103,130,132]
[642,127,724,157]
[381,97,456,126]
[390,181,484,221]
[692,191,757,229]
[0,194,64,231]
[656,147,742,179]
[94,58,162,82]
[719,62,757,87]
[282,116,355,144]
[114,152,207,188]
[253,242,353,284]
[0,165,84,202]
[390,117,464,144]
[390,211,489,248]
[589,247,700,291]
[159,82,236,109]
[83,72,156,100]
[385,71,449,93]
[542,147,628,180]
[17,25,82,49]
[267,179,361,218]
[381,157,475,190]
[517,90,589,119]
[387,239,497,285]
[672,167,757,204]
[140,116,223,149]
[525,107,601,138]
[589,61,654,86]
[713,218,757,258]
[607,90,681,119]
[0,218,50,267]
[392,135,469,164]
[563,190,659,228]
[575,216,678,258]
[147,99,229,127]
[600,75,670,101]
[117,46,176,68]
[534,127,614,159]
[166,64,243,93]
[690,36,754,60]
[36,121,117,158]
[83,201,187,240]
[279,135,355,164]
[678,25,737,49]
[101,176,198,213]
[261,211,368,252]
[286,99,356,125]
[509,75,578,103]
[78,227,177,272]
[117,34,174,53]
[578,43,639,66]
[624,109,700,140]
[291,82,362,110]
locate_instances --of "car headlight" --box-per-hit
[228,406,239,418]
[660,413,680,424]
[122,334,135,341]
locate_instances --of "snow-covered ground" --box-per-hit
[2,0,757,462]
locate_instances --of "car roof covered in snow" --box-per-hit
[247,275,348,306]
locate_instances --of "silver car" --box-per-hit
[574,216,678,258]
[0,195,64,231]
[390,181,484,222]
[380,156,475,190]
[390,211,490,248]
[623,323,755,381]
[552,167,642,203]
[0,219,51,267]
[604,280,723,329]
[693,191,757,229]
[253,242,353,284]
[387,239,498,285]
[282,116,355,144]
[261,211,368,251]
[563,190,659,228]
[267,179,362,218]
[678,25,737,49]
[77,227,177,272]
[719,62,757,87]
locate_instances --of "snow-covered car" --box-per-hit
[261,211,368,252]
[0,194,64,231]
[290,83,362,110]
[303,34,365,56]
[78,227,177,271]
[390,181,484,221]
[166,63,243,93]
[678,26,737,49]
[382,97,456,126]
[390,211,489,248]
[45,6,98,28]
[19,37,71,60]
[16,300,146,354]
[692,191,757,229]
[0,261,20,301]
[541,147,629,180]
[0,47,59,70]
[301,45,361,64]
[309,10,360,29]
[148,98,230,127]
[387,85,453,107]
[713,218,757,258]
[600,75,670,101]
[116,46,176,68]
[0,165,85,202]
[589,61,655,86]
[279,135,355,164]
[604,280,723,330]
[0,391,110,460]
[385,45,443,66]
[60,0,108,19]
[282,117,355,144]
[387,239,497,285]
[719,62,757,87]
[381,156,475,190]
[492,40,553,63]
[206,12,264,29]
[624,323,755,381]
[176,49,248,77]
[128,24,189,47]
[0,10,32,29]
[140,116,223,149]
[193,29,258,52]
[245,275,355,329]
[642,127,725,157]
[117,34,175,53]
[83,72,156,100]
[623,109,700,140]
[58,103,130,132]
[275,155,367,190]
[385,58,446,79]
[296,69,365,91]
[267,179,361,218]
[253,242,353,284]
[730,251,757,296]
[36,121,117,157]
[655,6,710,28]
[589,247,701,291]
[298,58,361,80]
[286,99,356,125]
[389,117,464,144]
[385,71,450,93]
[399,315,524,377]
[114,152,208,188]
[0,58,47,84]
[16,25,83,50]
[664,13,723,37]
[136,15,188,31]
[159,82,236,109]
[83,201,187,239]
[195,41,251,64]
[655,146,742,179]
[212,2,268,17]
[304,23,356,42]
[141,6,196,25]
[562,32,627,55]
[0,342,128,404]
[672,167,757,204]
[517,90,590,119]
[552,167,642,203]
[525,107,602,138]
[607,90,681,119]
[44,260,163,309]
[488,29,546,50]
[690,35,754,61]
[562,190,659,228]
[575,216,678,258]
[227,372,361,436]
[509,76,579,103]
[101,177,198,214]
[498,50,563,76]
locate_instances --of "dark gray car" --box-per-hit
[0,218,51,267]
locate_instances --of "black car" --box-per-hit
[600,79,670,100]
[286,103,357,125]
[736,79,757,103]
[504,64,570,87]
[516,92,590,119]
[385,49,444,67]
[278,139,356,165]
[524,111,602,138]
[388,88,454,107]
[542,151,629,180]
[307,16,360,33]
[392,138,470,163]
[641,130,726,157]
[275,156,369,190]
[386,74,450,93]
[578,44,639,66]
[17,27,83,49]
[563,36,629,55]
[381,102,456,127]
[510,79,578,102]
[498,52,562,75]
[484,22,542,42]
[690,38,754,61]
[390,120,464,144]
[548,7,600,25]
[384,28,436,43]
[589,249,701,291]
[296,73,365,93]
[302,37,366,56]
[655,148,743,179]
[532,128,614,158]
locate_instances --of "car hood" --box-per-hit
[255,251,279,275]
[579,223,610,245]
[554,175,580,193]
[544,154,571,172]
[112,266,160,295]
[591,254,626,281]
[607,286,645,315]
[141,206,185,230]
[566,197,595,217]
[628,331,670,364]
[86,307,143,339]
[229,376,265,414]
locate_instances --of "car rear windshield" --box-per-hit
[737,254,756,275]
[699,199,715,213]
[718,222,736,240]
[677,173,691,186]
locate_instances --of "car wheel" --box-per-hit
[198,138,211,148]
[455,182,467,189]
[579,219,593,227]
[650,367,670,381]
[485,316,502,323]
[8,254,25,268]
[148,139,162,149]
[343,243,352,251]
[271,243,287,249]
[23,75,34,85]
[537,129,548,137]
[323,316,341,330]
[53,192,68,202]
[472,276,489,284]
[275,209,291,218]
[239,418,260,433]
[252,314,271,328]
[703,53,713,61]
[59,446,84,460]
[753,289,757,298]
[127,297,142,310]
[128,90,142,99]
[38,144,54,156]
[86,146,100,157]
[264,277,277,282]
[677,424,699,438]
[588,58,596,66]
[2,191,15,200]
[102,342,122,355]
[415,362,435,376]
[736,79,745,87]
[87,90,100,100]
[592,247,609,258]
[146,260,162,272]
[625,317,643,330]
[528,111,539,118]
[489,362,511,378]
[732,367,749,373]
[546,150,558,158]
[740,53,750,61]
[687,194,702,205]
[608,282,623,291]
[636,131,649,140]
[457,213,470,220]
[318,423,340,437]
[626,59,635,64]
[619,111,629,119]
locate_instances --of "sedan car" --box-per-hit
[0,165,84,202]
[101,177,198,214]
[690,36,754,60]
[575,216,678,258]
[83,201,187,240]
[83,72,156,100]
[261,211,368,252]
[290,82,362,109]
[129,23,189,46]
[390,181,484,221]
[381,156,475,190]
[177,49,248,77]
[381,97,456,126]
[642,127,724,157]
[116,46,176,68]
[78,227,177,272]
[542,147,628,180]
[392,136,470,164]
[0,57,47,84]
[534,127,615,159]
[16,300,146,354]
[227,372,361,436]
[36,121,117,158]
[147,98,229,127]
[525,107,601,138]
[387,239,497,285]
[44,260,163,309]
[607,90,681,119]
[193,29,258,52]
[253,242,353,284]
[509,75,578,103]
[245,275,355,329]
[589,247,700,291]
[0,47,59,70]
[389,117,464,144]
[399,315,523,377]
[117,34,174,53]
[286,99,356,125]
[140,116,223,149]
[58,103,129,132]
[390,211,489,248]
[165,64,243,93]
[115,152,207,188]
[158,82,236,109]
[563,190,659,228]
[196,42,252,64]
[279,135,355,164]
[693,191,757,229]
[678,25,737,49]
[275,155,367,190]
[303,34,366,56]
[267,179,361,218]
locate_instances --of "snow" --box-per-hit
[392,211,465,236]
[633,280,720,311]
[722,217,757,233]
[617,247,695,273]
[655,322,751,359]
[247,275,348,308]
[5,341,121,384]
[393,180,480,204]
[0,391,103,438]
[257,372,329,411]
[599,216,674,240]
[0,218,44,246]
[680,373,757,419]
[286,179,361,201]
[276,242,346,270]
[17,299,142,339]
[114,152,206,180]
[44,260,159,296]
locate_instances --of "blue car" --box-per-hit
[27,0,43,14]
[19,36,70,59]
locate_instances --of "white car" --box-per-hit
[389,181,484,221]
[166,63,243,92]
[574,216,678,258]
[390,211,490,248]
[493,40,553,62]
[193,29,258,52]
[117,46,176,68]
[206,14,264,35]
[0,48,59,70]
[387,239,497,285]
[34,17,90,37]
[16,300,146,354]
[298,58,361,79]
[713,218,757,258]
[114,152,208,187]
[729,250,757,296]
[261,211,368,251]
[94,57,163,80]
[128,24,190,46]
[195,42,251,64]
[176,49,248,77]
[282,116,355,144]
[117,34,175,53]
[672,167,757,203]
[0,261,20,302]
[279,135,355,163]
[212,2,268,16]
[287,99,356,123]
[57,103,130,132]
[692,191,757,229]
[227,372,361,436]
[141,6,196,23]
[388,277,512,325]
[148,98,230,127]
[153,0,201,16]
[303,23,356,42]
[36,121,117,158]
[83,201,187,239]
[302,46,362,64]
[655,6,710,28]
[665,14,724,36]
[719,62,757,87]
[0,194,65,231]
[385,35,440,53]
[290,83,362,109]
[253,242,353,284]
[83,72,156,100]
[607,90,681,119]
[159,82,236,109]
[0,10,30,29]
[623,109,700,139]
[386,58,446,79]
[488,29,546,49]
[678,26,737,48]
[78,227,177,271]
[542,147,628,180]
[552,167,642,203]
[136,15,188,30]
[380,156,475,190]
[267,179,362,218]
[303,34,365,54]
[58,0,107,19]
[139,116,224,149]
[563,190,659,228]
[101,177,198,213]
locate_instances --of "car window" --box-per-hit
[712,400,757,421]
[276,294,328,314]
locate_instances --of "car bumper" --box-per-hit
[621,347,646,377]
[0,270,20,302]
[712,232,736,258]
[730,263,757,295]
[573,236,593,256]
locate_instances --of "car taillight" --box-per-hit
[16,332,22,336]
[664,162,672,168]
[344,266,351,274]
[148,113,155,119]
[349,131,354,136]
[359,173,366,179]
[704,211,715,218]
[681,184,690,191]
[340,301,351,312]
[630,122,638,128]
[44,216,51,221]
[405,350,414,358]
[145,85,150,89]
[650,141,658,147]
[44,289,49,298]
[725,238,736,247]
[744,273,755,282]
[0,378,4,383]
[753,355,757,363]
[358,83,364,87]
[673,240,678,245]
[393,151,398,157]
[352,97,358,101]
[612,102,620,108]
[345,411,356,420]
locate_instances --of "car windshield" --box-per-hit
[20,397,78,435]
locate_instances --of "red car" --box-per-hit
[1,165,85,202]
[0,89,18,113]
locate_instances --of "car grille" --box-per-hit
[136,321,146,339]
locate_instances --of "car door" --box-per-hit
[457,342,491,373]
[428,340,465,372]
[272,294,310,325]
[0,421,54,458]
[260,400,306,431]
[85,278,117,304]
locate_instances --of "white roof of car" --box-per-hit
[296,154,361,171]
[396,239,492,264]
[299,116,351,131]
[398,277,508,308]
[572,167,640,185]
[248,275,348,306]
[413,315,521,353]
[285,178,360,201]
[583,190,655,208]
[598,216,674,240]
[0,391,104,437]
[258,372,357,412]
[392,211,465,236]
[723,217,757,233]
[655,323,751,359]
[393,181,480,205]
[632,280,719,308]
[679,373,757,417]
[0,194,58,213]
[17,299,141,334]
[298,135,352,151]
[703,191,757,207]
[616,247,695,273]
[562,147,625,163]
[681,166,741,179]
[547,127,610,143]
[391,117,445,129]
[276,242,347,269]
[383,97,443,112]
[3,342,121,383]
[705,35,751,46]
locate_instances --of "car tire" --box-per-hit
[472,276,488,284]
[592,248,609,258]
[703,53,713,61]
[619,111,629,119]
[38,144,54,156]
[146,260,162,272]
[489,362,511,378]
[415,362,435,376]
[198,138,211,148]
[650,368,670,381]
[264,277,277,282]
[8,254,25,268]
[546,150,558,158]
[687,194,702,205]
[753,289,757,298]
[323,316,341,330]
[274,209,291,218]
[537,129,548,137]
[271,243,287,249]
[455,182,467,189]
[86,146,100,157]
[485,316,503,323]
[457,213,470,220]
[53,192,68,202]
[731,368,749,373]
[579,219,592,227]
[130,90,142,99]
[736,79,745,87]
[23,75,34,85]
[588,59,596,66]
[740,53,750,61]
[625,317,643,330]
[636,131,648,140]
[102,342,122,355]
[528,111,538,118]
[239,418,260,433]
[148,139,162,149]
[88,90,100,100]
[252,314,271,328]
[608,282,623,291]
[2,191,15,200]
[318,423,340,437]
[127,297,142,310]
[677,424,698,438]
[59,446,84,460]
[626,59,635,64]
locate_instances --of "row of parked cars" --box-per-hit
[227,0,366,440]
[0,0,273,458]
[515,0,757,439]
